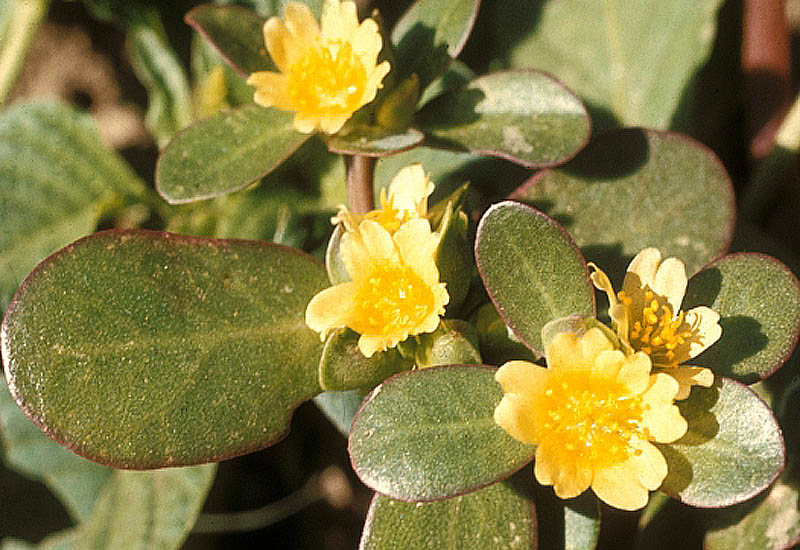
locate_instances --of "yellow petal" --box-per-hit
[591,462,651,511]
[592,349,625,380]
[321,0,359,42]
[588,263,617,307]
[579,327,614,364]
[624,247,662,293]
[358,219,399,263]
[305,282,359,338]
[340,227,371,280]
[494,394,541,445]
[393,218,439,285]
[363,61,391,105]
[615,352,652,394]
[641,373,687,443]
[283,2,320,48]
[318,114,350,134]
[292,114,318,134]
[388,164,434,218]
[627,439,669,491]
[263,17,294,73]
[495,360,550,396]
[353,18,384,65]
[609,302,632,351]
[685,306,722,359]
[247,71,290,109]
[660,366,714,400]
[652,257,688,314]
[546,331,582,373]
[358,333,395,358]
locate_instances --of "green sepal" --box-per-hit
[318,328,411,392]
[1,230,327,468]
[684,253,800,383]
[419,70,591,168]
[416,319,482,367]
[184,5,271,76]
[360,476,537,549]
[472,303,540,365]
[475,201,596,355]
[658,377,785,508]
[156,104,311,204]
[349,365,535,502]
[434,195,472,313]
[325,223,350,285]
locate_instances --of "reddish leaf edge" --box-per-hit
[421,68,592,169]
[348,364,537,503]
[474,201,597,357]
[1,229,325,470]
[509,127,737,273]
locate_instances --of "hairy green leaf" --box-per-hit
[475,201,595,354]
[684,253,800,382]
[2,230,326,468]
[360,477,536,549]
[0,102,147,310]
[513,128,735,278]
[326,125,424,157]
[156,104,310,203]
[349,365,535,501]
[419,70,590,167]
[659,378,785,508]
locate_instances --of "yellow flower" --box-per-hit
[305,218,448,357]
[333,164,434,234]
[246,0,391,134]
[494,328,687,511]
[589,248,722,399]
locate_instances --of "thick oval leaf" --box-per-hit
[73,465,215,550]
[185,5,271,76]
[512,128,735,277]
[390,0,480,91]
[348,365,535,502]
[156,104,310,204]
[0,102,147,310]
[419,70,591,167]
[475,201,595,355]
[492,0,724,131]
[318,329,410,392]
[326,125,424,157]
[684,253,800,382]
[0,380,112,522]
[360,477,536,550]
[658,378,785,508]
[2,230,327,468]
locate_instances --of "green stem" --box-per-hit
[346,155,376,213]
[191,475,322,534]
[0,0,49,104]
[741,91,800,222]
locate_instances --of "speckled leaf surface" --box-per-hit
[419,70,590,167]
[2,230,327,468]
[512,128,735,277]
[684,253,800,382]
[348,365,535,502]
[491,0,724,130]
[475,201,595,355]
[185,5,271,76]
[156,104,310,203]
[360,478,535,550]
[0,102,147,310]
[390,0,480,91]
[658,378,785,508]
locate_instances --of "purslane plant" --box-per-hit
[2,0,800,549]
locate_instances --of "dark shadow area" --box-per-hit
[691,316,768,382]
[634,497,706,550]
[417,86,485,129]
[393,22,452,89]
[557,128,650,181]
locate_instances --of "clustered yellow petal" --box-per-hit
[305,165,447,357]
[589,248,722,399]
[494,328,687,511]
[246,0,391,134]
[332,163,434,234]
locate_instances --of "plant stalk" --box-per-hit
[346,155,376,213]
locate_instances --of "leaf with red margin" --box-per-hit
[475,201,595,355]
[2,230,327,468]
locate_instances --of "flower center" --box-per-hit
[619,289,696,365]
[349,261,435,338]
[287,39,368,116]
[540,372,649,469]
